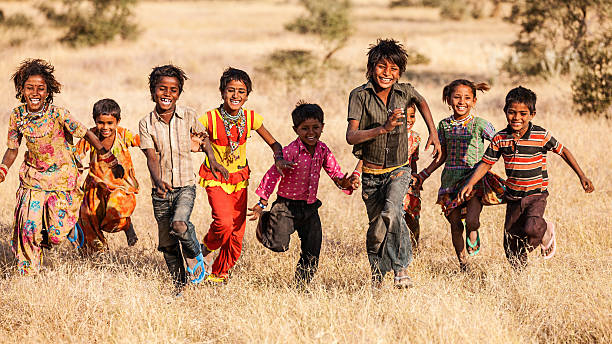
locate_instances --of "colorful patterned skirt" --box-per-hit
[436,170,506,218]
[78,180,137,252]
[12,185,82,275]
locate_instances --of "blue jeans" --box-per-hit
[361,166,413,279]
[151,185,201,286]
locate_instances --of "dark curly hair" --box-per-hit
[366,38,408,80]
[503,86,537,114]
[442,79,490,105]
[219,67,252,95]
[291,100,324,127]
[148,64,188,101]
[12,59,61,104]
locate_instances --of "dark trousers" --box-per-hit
[503,192,548,268]
[258,196,323,284]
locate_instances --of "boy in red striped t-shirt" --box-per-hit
[458,86,594,268]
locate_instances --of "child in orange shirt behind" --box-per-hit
[72,99,140,252]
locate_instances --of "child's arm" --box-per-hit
[142,148,172,197]
[414,145,447,188]
[256,125,296,176]
[84,130,124,179]
[458,162,493,202]
[350,160,363,190]
[558,147,594,193]
[0,148,19,183]
[346,109,405,145]
[248,163,283,220]
[414,98,442,162]
[323,149,357,193]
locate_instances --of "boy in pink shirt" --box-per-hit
[248,102,357,285]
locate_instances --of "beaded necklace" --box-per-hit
[449,113,473,127]
[219,105,245,163]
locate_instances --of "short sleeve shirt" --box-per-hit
[482,123,564,199]
[347,81,424,166]
[7,104,87,191]
[139,105,204,187]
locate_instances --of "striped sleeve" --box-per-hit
[481,135,501,164]
[543,131,563,154]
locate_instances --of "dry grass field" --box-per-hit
[0,1,610,343]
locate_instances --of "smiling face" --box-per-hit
[293,118,324,151]
[406,106,416,129]
[449,84,476,119]
[23,75,48,112]
[154,76,180,114]
[372,59,400,90]
[221,79,248,114]
[505,101,535,136]
[95,113,119,139]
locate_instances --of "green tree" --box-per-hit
[504,0,611,116]
[285,0,352,62]
[39,0,140,47]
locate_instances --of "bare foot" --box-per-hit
[124,223,138,246]
[394,269,413,289]
[541,221,556,259]
[201,244,214,274]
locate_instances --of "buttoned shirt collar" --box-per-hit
[295,137,322,155]
[152,106,185,122]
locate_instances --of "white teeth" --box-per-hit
[230,100,240,104]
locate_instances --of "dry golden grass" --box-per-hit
[0,1,610,343]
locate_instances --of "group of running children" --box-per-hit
[1,38,595,290]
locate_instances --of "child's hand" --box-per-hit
[580,176,595,193]
[210,161,229,180]
[190,131,208,152]
[247,199,267,221]
[274,159,296,177]
[383,108,405,132]
[334,173,355,190]
[154,180,173,198]
[350,172,361,190]
[458,185,473,203]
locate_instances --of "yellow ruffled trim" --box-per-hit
[362,160,410,175]
[198,178,248,194]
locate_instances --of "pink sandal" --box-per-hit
[541,221,556,259]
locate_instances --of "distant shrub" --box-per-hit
[389,0,443,7]
[285,0,352,62]
[504,0,612,116]
[0,12,34,28]
[38,0,140,47]
[259,49,320,90]
[407,51,430,66]
[439,0,484,20]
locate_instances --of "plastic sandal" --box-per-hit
[67,223,84,249]
[187,253,208,284]
[466,231,480,256]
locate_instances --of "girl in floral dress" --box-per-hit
[415,79,505,270]
[0,59,123,275]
